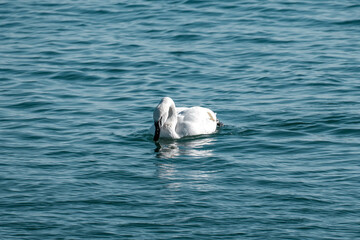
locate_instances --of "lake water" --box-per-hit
[1,0,360,239]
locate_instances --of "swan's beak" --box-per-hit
[154,121,160,141]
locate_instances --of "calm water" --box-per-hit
[1,0,360,239]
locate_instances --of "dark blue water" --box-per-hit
[1,0,360,239]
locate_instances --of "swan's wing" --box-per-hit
[176,107,217,137]
[175,107,188,114]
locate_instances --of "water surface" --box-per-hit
[1,0,360,239]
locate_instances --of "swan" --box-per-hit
[150,97,220,141]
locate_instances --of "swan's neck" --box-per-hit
[165,103,177,128]
[164,102,179,138]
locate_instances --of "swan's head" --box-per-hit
[153,97,175,141]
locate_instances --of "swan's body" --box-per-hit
[150,97,218,141]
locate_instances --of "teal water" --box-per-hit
[1,0,360,239]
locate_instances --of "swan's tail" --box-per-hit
[217,119,224,127]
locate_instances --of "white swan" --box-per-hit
[150,97,219,141]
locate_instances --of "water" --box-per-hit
[1,0,360,239]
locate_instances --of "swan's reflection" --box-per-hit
[155,163,182,191]
[154,137,215,159]
[154,150,217,195]
[155,162,216,192]
[153,137,217,194]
